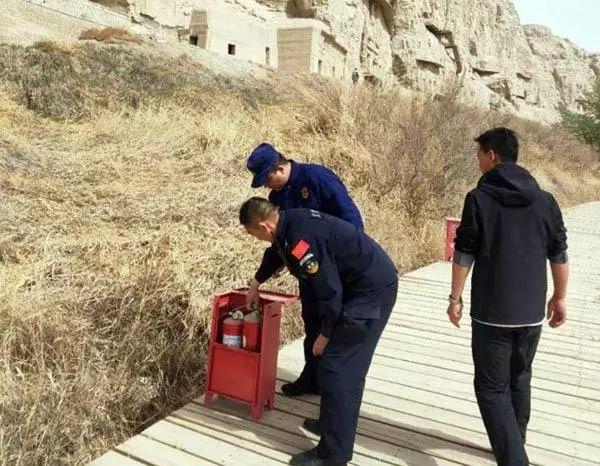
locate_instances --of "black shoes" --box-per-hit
[302,418,321,436]
[290,420,346,465]
[289,447,318,464]
[281,379,319,397]
[288,448,347,465]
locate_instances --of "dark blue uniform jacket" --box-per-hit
[268,161,363,230]
[256,209,397,337]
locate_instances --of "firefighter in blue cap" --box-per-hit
[246,143,364,397]
[240,197,397,466]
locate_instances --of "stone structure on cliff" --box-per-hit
[31,0,599,122]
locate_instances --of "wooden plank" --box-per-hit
[380,323,599,370]
[398,280,599,305]
[398,275,600,304]
[373,344,600,401]
[386,316,600,354]
[373,334,600,395]
[383,318,588,356]
[392,290,600,326]
[271,383,598,466]
[185,400,462,466]
[174,403,321,454]
[393,286,600,326]
[383,321,600,369]
[364,368,600,431]
[367,357,600,416]
[89,451,148,466]
[402,261,600,285]
[381,320,587,355]
[383,318,600,370]
[272,395,496,465]
[377,334,600,390]
[143,417,286,465]
[395,287,599,316]
[270,382,598,464]
[392,283,597,307]
[178,403,379,466]
[392,300,600,332]
[116,435,215,465]
[278,350,600,430]
[380,329,600,386]
[392,292,600,328]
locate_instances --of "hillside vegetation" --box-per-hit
[0,40,598,465]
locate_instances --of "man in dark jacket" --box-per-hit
[448,128,569,466]
[240,197,397,465]
[246,143,363,397]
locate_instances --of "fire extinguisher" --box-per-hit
[222,310,244,348]
[221,306,262,352]
[242,309,262,352]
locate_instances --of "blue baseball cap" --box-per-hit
[247,143,280,188]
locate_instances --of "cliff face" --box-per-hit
[389,0,540,115]
[524,25,598,114]
[313,0,598,121]
[120,0,600,121]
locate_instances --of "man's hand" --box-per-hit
[312,334,329,356]
[548,262,568,328]
[547,296,567,328]
[246,278,261,309]
[447,303,462,328]
[448,262,469,329]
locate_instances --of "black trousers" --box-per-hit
[316,281,398,462]
[297,280,320,392]
[472,321,542,466]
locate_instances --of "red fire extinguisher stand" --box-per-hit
[204,288,298,420]
[444,217,461,261]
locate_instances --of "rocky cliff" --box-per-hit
[118,0,600,121]
[296,0,599,122]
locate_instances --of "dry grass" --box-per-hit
[0,41,599,465]
[0,42,276,119]
[79,27,142,45]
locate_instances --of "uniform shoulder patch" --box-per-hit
[304,256,319,275]
[298,252,319,275]
[309,209,322,219]
[291,239,310,260]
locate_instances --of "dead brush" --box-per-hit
[79,27,142,45]
[89,0,130,11]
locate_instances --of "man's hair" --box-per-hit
[475,127,519,163]
[239,197,278,227]
[274,153,289,167]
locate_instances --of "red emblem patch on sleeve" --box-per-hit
[291,239,310,260]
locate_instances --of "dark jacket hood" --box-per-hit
[477,163,540,207]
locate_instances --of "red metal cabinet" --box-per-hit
[204,288,298,420]
[444,217,461,261]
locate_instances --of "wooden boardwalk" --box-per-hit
[92,202,600,466]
